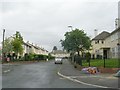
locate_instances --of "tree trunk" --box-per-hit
[77,50,82,66]
[77,50,80,56]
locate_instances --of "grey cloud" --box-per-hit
[0,1,119,51]
[1,1,30,13]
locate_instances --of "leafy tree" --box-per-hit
[60,29,91,55]
[11,31,24,58]
[3,37,13,56]
[53,46,57,51]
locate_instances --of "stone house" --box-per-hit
[91,31,110,59]
[91,27,120,59]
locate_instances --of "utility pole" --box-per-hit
[2,29,5,63]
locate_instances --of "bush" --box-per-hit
[22,53,55,61]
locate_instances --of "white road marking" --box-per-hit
[68,75,118,79]
[57,72,116,89]
[3,70,11,73]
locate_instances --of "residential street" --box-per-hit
[2,59,119,89]
[2,60,94,88]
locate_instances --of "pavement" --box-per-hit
[58,59,120,89]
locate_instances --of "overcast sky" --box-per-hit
[0,0,119,51]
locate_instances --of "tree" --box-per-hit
[52,46,57,51]
[60,29,91,65]
[3,37,13,56]
[60,29,91,55]
[11,31,24,58]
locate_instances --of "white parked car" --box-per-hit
[54,57,63,64]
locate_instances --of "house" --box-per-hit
[104,27,120,59]
[23,41,32,55]
[23,41,49,56]
[91,31,110,59]
[50,50,70,58]
[91,27,120,59]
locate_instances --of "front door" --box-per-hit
[103,50,107,59]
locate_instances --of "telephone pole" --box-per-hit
[2,29,5,63]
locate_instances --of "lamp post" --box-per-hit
[68,25,74,62]
[68,25,73,31]
[2,29,5,63]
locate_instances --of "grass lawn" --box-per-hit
[82,59,119,68]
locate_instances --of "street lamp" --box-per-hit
[68,25,73,31]
[2,29,5,63]
[68,26,74,61]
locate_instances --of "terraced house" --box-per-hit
[91,27,120,59]
[23,41,49,56]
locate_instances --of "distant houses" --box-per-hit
[23,41,49,56]
[91,27,120,59]
[50,50,70,58]
[1,37,49,58]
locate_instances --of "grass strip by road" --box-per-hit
[82,59,119,68]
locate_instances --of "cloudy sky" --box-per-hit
[0,0,119,51]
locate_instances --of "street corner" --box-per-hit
[57,64,119,89]
[57,71,110,88]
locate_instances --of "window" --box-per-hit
[111,47,115,57]
[95,41,97,44]
[97,40,99,43]
[95,40,100,44]
[101,40,104,44]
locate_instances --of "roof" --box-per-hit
[92,31,110,40]
[110,26,120,35]
[23,42,48,52]
[51,50,68,54]
[23,42,32,47]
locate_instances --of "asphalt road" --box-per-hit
[2,59,97,88]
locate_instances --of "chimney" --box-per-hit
[27,41,29,43]
[94,29,98,37]
[115,18,119,29]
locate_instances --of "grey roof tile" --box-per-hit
[92,31,110,40]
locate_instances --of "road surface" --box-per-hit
[2,60,97,88]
